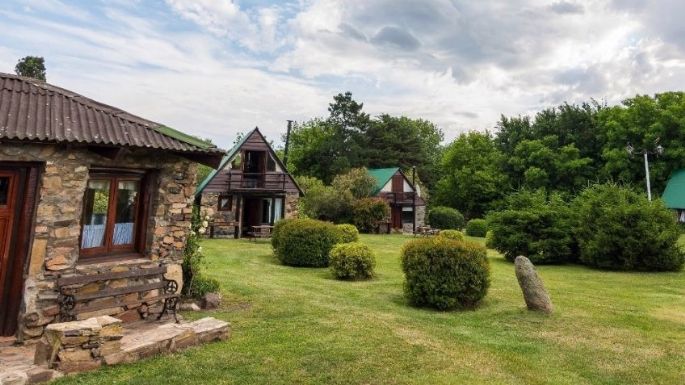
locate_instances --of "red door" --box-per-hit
[0,170,19,336]
[391,206,402,229]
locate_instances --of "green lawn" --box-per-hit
[55,235,685,385]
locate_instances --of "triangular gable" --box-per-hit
[195,127,303,196]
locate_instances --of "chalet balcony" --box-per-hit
[226,172,289,192]
[378,191,417,205]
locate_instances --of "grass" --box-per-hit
[54,234,685,385]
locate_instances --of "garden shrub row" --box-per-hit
[486,184,685,271]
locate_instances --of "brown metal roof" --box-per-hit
[0,72,224,158]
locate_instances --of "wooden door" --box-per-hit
[0,170,19,336]
[391,206,402,229]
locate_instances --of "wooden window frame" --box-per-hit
[218,195,233,211]
[79,169,150,260]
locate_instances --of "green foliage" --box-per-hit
[296,175,353,222]
[287,93,443,189]
[336,224,360,243]
[401,237,490,310]
[465,219,488,237]
[183,207,219,298]
[438,229,465,241]
[15,56,46,81]
[196,164,213,184]
[329,242,376,280]
[485,230,495,249]
[572,184,685,271]
[188,275,220,298]
[331,168,376,199]
[487,190,576,264]
[427,206,465,230]
[352,197,390,233]
[434,132,509,218]
[271,218,296,251]
[272,219,342,267]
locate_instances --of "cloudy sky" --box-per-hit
[1,0,684,149]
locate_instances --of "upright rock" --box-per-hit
[514,256,553,314]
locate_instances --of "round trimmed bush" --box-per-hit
[438,229,465,241]
[465,219,488,237]
[572,184,684,271]
[487,190,575,264]
[329,242,376,280]
[271,218,296,251]
[401,237,490,310]
[428,206,465,230]
[336,224,359,243]
[272,218,342,267]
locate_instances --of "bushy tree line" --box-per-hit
[436,93,685,218]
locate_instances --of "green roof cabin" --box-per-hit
[663,169,685,222]
[368,167,426,233]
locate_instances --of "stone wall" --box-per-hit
[0,143,197,341]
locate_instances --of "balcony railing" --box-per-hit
[227,172,288,191]
[378,191,416,205]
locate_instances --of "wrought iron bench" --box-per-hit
[56,264,180,323]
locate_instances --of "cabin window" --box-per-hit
[0,177,9,205]
[218,195,233,211]
[401,207,414,224]
[80,171,147,259]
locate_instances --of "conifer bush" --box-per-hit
[438,229,465,241]
[465,219,488,237]
[336,224,360,243]
[329,242,376,280]
[572,184,684,271]
[428,206,465,230]
[401,237,490,310]
[272,219,341,267]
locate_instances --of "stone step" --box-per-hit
[104,317,230,366]
[0,366,62,385]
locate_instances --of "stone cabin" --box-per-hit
[368,167,426,233]
[0,73,224,342]
[195,128,302,238]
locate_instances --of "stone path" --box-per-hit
[0,317,230,384]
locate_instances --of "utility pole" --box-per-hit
[283,120,293,168]
[627,140,663,201]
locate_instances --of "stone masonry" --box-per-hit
[0,143,197,341]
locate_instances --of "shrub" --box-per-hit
[336,224,360,243]
[465,219,488,237]
[352,197,390,233]
[271,218,296,251]
[428,206,465,230]
[329,242,376,280]
[438,229,465,241]
[401,237,490,310]
[188,275,220,298]
[485,230,495,249]
[572,184,684,271]
[272,218,342,267]
[487,190,575,264]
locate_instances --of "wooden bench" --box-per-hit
[56,264,180,323]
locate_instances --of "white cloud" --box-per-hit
[1,0,684,148]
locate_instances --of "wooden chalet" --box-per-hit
[196,128,302,238]
[368,168,426,232]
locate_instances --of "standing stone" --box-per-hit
[514,256,553,314]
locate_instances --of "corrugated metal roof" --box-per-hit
[663,169,685,209]
[0,72,224,156]
[368,167,400,195]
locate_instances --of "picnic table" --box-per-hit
[249,225,274,241]
[414,226,440,237]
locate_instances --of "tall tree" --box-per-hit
[434,131,509,218]
[15,56,46,81]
